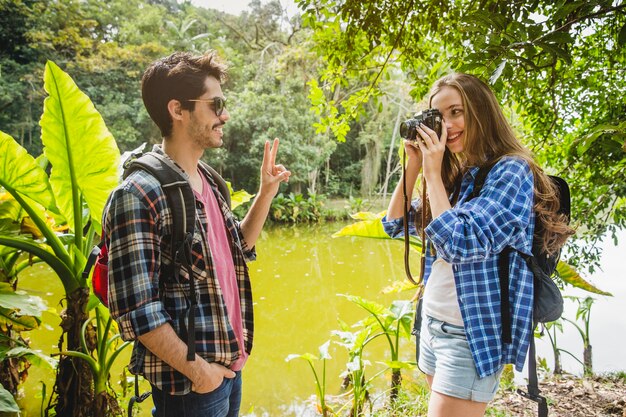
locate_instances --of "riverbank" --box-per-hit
[368,373,626,417]
[491,373,626,417]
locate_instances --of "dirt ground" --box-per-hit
[491,374,626,417]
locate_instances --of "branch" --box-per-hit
[217,15,260,50]
[545,4,626,39]
[341,0,415,119]
[509,4,626,50]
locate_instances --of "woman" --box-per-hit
[383,73,573,417]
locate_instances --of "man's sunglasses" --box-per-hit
[185,97,227,117]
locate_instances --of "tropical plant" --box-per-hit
[340,295,415,401]
[55,305,131,417]
[0,275,55,412]
[286,340,334,417]
[332,324,376,417]
[563,296,597,376]
[269,193,324,223]
[539,320,565,375]
[0,60,120,416]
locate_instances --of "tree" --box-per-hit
[296,0,626,270]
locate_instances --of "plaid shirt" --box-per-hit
[382,156,535,378]
[104,146,256,394]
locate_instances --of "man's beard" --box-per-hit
[189,118,222,149]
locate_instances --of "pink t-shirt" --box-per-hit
[195,171,248,371]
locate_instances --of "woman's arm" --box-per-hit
[386,141,423,220]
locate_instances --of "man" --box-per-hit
[104,51,290,416]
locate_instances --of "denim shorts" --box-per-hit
[418,316,503,403]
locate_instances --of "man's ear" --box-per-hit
[167,99,184,121]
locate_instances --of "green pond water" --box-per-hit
[16,221,419,416]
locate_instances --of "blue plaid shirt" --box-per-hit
[382,156,535,378]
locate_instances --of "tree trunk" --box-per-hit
[308,167,318,195]
[51,287,94,417]
[553,349,563,375]
[382,91,404,204]
[583,344,593,376]
[390,369,402,402]
[360,136,382,197]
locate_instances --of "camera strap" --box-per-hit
[401,150,424,289]
[402,154,463,291]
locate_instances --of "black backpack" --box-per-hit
[84,150,230,416]
[469,162,571,417]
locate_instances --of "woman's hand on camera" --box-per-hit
[403,139,423,171]
[415,122,447,182]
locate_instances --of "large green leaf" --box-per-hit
[556,261,612,296]
[0,131,54,210]
[3,346,58,370]
[227,182,254,210]
[332,211,423,251]
[0,282,46,330]
[40,61,120,233]
[0,383,19,413]
[0,306,40,331]
[332,214,388,239]
[0,282,48,317]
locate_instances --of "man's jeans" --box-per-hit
[151,371,242,417]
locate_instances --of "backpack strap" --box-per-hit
[471,161,554,417]
[518,337,549,417]
[123,152,198,361]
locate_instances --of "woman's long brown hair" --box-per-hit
[428,73,574,254]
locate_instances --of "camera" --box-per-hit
[399,108,443,141]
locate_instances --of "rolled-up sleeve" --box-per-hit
[237,223,257,262]
[425,158,534,264]
[381,198,423,238]
[105,187,172,341]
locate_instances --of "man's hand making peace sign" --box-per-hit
[259,138,291,197]
[240,138,291,248]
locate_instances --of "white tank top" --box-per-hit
[423,258,464,326]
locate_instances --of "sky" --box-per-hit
[190,0,299,16]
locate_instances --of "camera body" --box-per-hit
[399,108,443,141]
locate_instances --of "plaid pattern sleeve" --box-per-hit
[105,157,255,395]
[425,156,535,378]
[381,198,422,239]
[106,182,172,341]
[385,157,535,378]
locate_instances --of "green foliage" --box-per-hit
[287,294,417,416]
[0,382,19,413]
[55,306,131,397]
[340,295,415,402]
[563,296,596,376]
[298,0,626,271]
[0,61,120,294]
[286,341,333,416]
[0,60,121,414]
[269,193,324,223]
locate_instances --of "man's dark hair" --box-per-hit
[141,51,228,138]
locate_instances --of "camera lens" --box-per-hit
[399,122,409,139]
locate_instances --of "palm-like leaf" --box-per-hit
[0,132,54,211]
[41,61,120,233]
[556,261,611,296]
